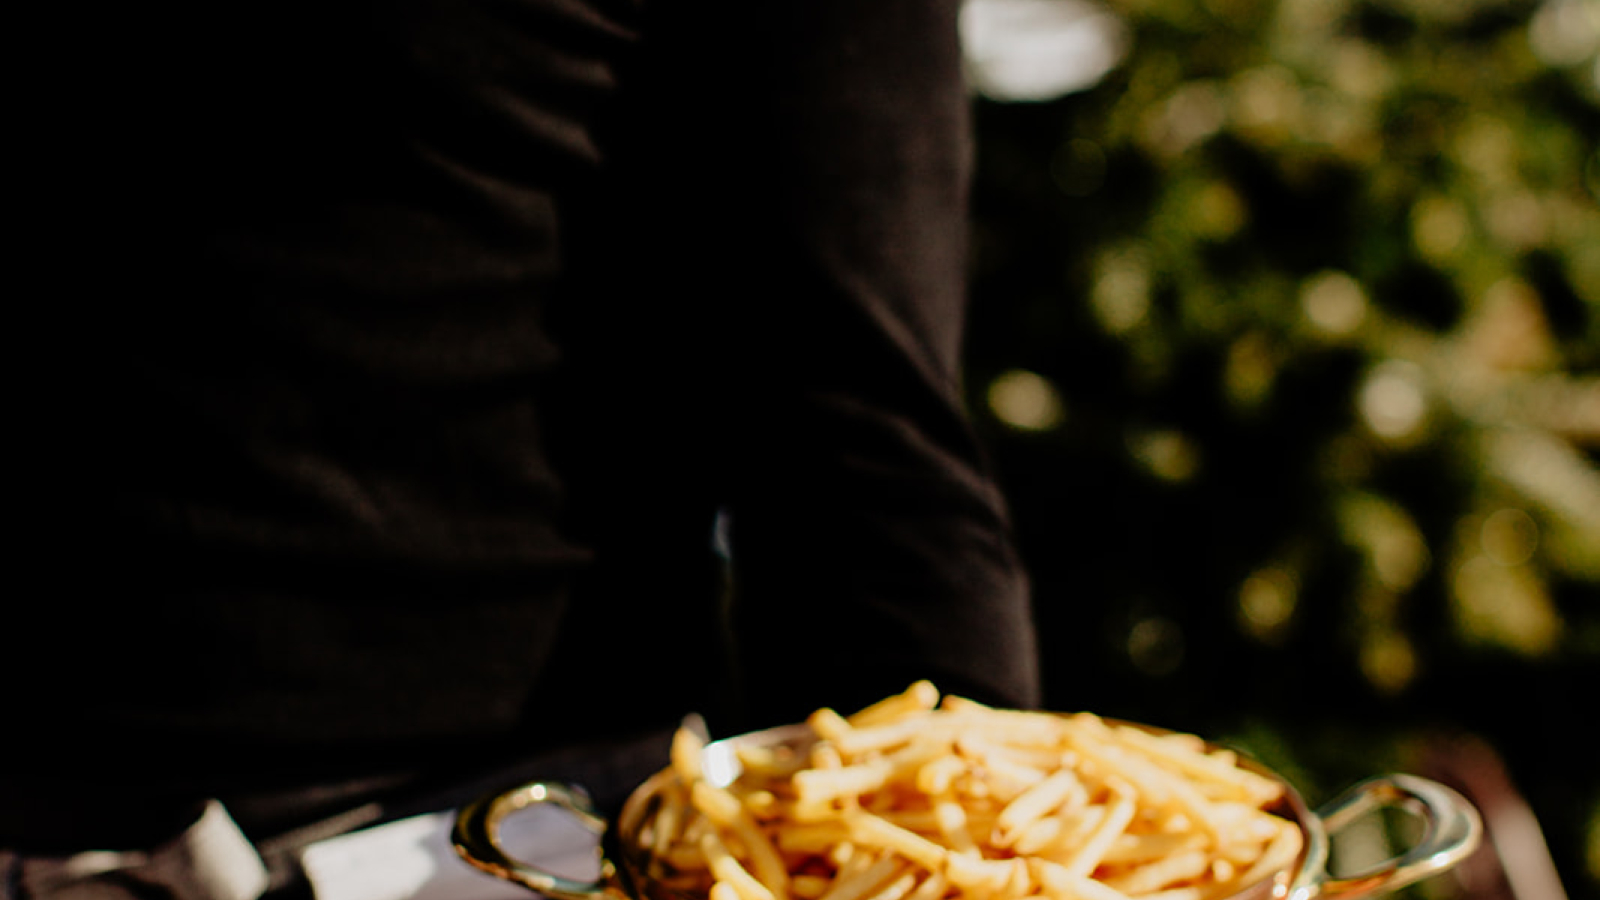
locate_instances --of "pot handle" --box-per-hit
[1302,774,1482,900]
[452,781,619,900]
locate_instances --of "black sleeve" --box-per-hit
[673,0,1043,723]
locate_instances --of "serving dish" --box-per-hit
[454,717,1480,900]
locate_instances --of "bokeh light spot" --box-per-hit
[1457,116,1518,189]
[1462,278,1557,372]
[1359,630,1417,696]
[1484,191,1550,250]
[1129,429,1201,483]
[1192,181,1248,240]
[1451,554,1563,655]
[961,0,1130,102]
[1127,615,1185,677]
[1230,65,1304,141]
[987,369,1067,432]
[1091,246,1153,334]
[1238,567,1298,644]
[1328,38,1394,99]
[1358,361,1430,443]
[1300,270,1369,337]
[1411,195,1470,263]
[1374,524,1428,593]
[1144,81,1228,157]
[1225,332,1278,410]
[1528,0,1600,68]
[1481,507,1540,566]
[1340,493,1430,591]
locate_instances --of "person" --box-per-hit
[7,0,1040,893]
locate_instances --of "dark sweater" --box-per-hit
[11,0,1039,849]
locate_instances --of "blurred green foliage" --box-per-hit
[962,0,1598,894]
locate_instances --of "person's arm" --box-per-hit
[697,0,1042,723]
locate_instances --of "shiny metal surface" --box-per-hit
[452,781,623,900]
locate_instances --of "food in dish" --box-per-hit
[630,682,1302,900]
